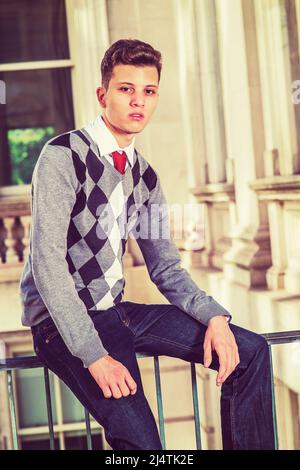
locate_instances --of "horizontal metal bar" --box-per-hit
[0,59,74,72]
[0,356,43,370]
[261,330,300,345]
[1,330,300,370]
[0,354,152,371]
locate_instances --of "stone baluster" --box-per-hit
[1,217,20,264]
[19,215,31,261]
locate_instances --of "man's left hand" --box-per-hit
[203,315,240,386]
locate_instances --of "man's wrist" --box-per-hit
[208,315,230,325]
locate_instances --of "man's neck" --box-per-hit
[101,114,135,148]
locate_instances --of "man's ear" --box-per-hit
[96,86,107,108]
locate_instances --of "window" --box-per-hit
[0,0,69,63]
[15,355,58,428]
[0,68,74,185]
[0,0,75,187]
[13,351,105,450]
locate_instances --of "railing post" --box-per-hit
[43,367,55,450]
[153,355,166,449]
[190,362,202,450]
[268,345,279,450]
[84,408,93,450]
[7,370,19,450]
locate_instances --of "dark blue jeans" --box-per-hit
[31,302,275,450]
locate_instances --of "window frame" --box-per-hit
[9,342,106,450]
[0,0,78,193]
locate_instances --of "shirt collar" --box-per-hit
[85,114,135,167]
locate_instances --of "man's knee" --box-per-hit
[234,327,269,369]
[252,333,269,355]
[245,332,270,371]
[106,396,162,450]
[111,432,163,450]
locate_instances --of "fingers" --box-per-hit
[216,345,227,385]
[99,370,137,400]
[203,339,212,368]
[115,373,137,398]
[125,370,138,395]
[235,349,240,367]
[110,381,123,399]
[216,343,240,386]
[204,337,239,386]
[100,381,112,399]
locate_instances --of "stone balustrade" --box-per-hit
[250,175,300,292]
[0,188,31,282]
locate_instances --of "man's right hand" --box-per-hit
[88,355,137,399]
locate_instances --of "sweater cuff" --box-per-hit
[77,339,109,368]
[192,298,232,326]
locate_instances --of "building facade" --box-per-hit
[0,0,299,449]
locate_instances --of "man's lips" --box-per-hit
[128,113,144,121]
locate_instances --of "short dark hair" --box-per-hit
[101,39,162,89]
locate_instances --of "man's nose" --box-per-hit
[130,93,145,107]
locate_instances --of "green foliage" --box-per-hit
[8,127,55,185]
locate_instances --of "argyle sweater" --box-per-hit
[19,128,232,368]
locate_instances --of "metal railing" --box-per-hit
[261,330,300,450]
[1,329,300,450]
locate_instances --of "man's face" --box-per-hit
[97,64,159,138]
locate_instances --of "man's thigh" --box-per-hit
[32,308,162,450]
[118,302,268,371]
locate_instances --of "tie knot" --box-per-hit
[112,150,127,175]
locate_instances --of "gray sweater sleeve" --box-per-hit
[31,145,109,368]
[135,174,232,326]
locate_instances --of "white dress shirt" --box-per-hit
[84,114,135,171]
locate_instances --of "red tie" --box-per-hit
[112,150,127,175]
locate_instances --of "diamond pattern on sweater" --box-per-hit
[49,129,159,312]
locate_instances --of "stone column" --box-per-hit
[174,0,208,189]
[66,0,110,127]
[187,0,234,269]
[254,0,300,176]
[194,0,227,184]
[254,0,300,289]
[216,0,272,286]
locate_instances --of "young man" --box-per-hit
[19,39,275,450]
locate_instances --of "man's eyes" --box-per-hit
[120,87,133,93]
[119,87,156,95]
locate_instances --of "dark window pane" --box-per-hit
[64,431,104,450]
[0,67,75,186]
[60,380,86,423]
[14,351,58,428]
[21,436,60,450]
[21,432,103,450]
[0,0,70,63]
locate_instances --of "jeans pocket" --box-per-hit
[114,303,130,327]
[40,323,60,344]
[32,330,66,374]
